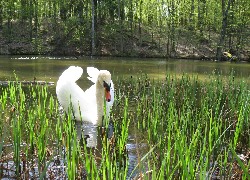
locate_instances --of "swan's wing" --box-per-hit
[57,78,85,115]
[58,66,83,82]
[87,67,100,83]
[57,80,97,124]
[56,66,85,113]
[85,84,96,99]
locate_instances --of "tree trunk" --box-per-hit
[20,0,28,21]
[198,0,206,36]
[91,0,96,55]
[118,0,124,53]
[128,0,133,53]
[138,0,142,46]
[0,2,3,29]
[29,0,33,40]
[216,0,232,61]
[169,0,176,55]
[189,0,195,30]
[198,0,201,32]
[227,0,235,51]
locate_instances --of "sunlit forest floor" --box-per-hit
[0,19,249,61]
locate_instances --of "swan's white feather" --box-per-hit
[56,66,114,125]
[87,67,100,83]
[58,66,83,82]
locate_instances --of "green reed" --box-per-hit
[9,83,22,176]
[0,72,249,179]
[117,73,249,179]
[64,113,78,180]
[0,82,57,178]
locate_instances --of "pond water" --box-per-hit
[0,56,249,87]
[0,56,249,178]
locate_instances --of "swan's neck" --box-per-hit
[96,82,104,125]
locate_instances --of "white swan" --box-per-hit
[56,66,114,126]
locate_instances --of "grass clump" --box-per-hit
[0,73,249,179]
[116,73,249,179]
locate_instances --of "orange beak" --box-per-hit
[105,90,111,102]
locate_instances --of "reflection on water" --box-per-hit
[0,56,249,89]
[75,120,115,148]
[75,121,98,148]
[74,119,145,179]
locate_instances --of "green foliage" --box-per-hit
[0,0,249,57]
[0,73,249,178]
[116,73,249,178]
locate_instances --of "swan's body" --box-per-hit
[56,66,114,126]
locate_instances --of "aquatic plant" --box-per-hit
[118,73,249,179]
[0,72,249,179]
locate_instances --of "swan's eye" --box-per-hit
[103,81,110,91]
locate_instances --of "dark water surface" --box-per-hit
[0,56,249,86]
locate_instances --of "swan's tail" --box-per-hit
[58,66,83,82]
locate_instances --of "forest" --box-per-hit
[0,0,249,61]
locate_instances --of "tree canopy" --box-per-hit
[0,0,249,60]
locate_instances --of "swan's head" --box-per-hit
[98,70,112,102]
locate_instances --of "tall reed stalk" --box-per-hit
[0,72,249,179]
[117,73,249,179]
